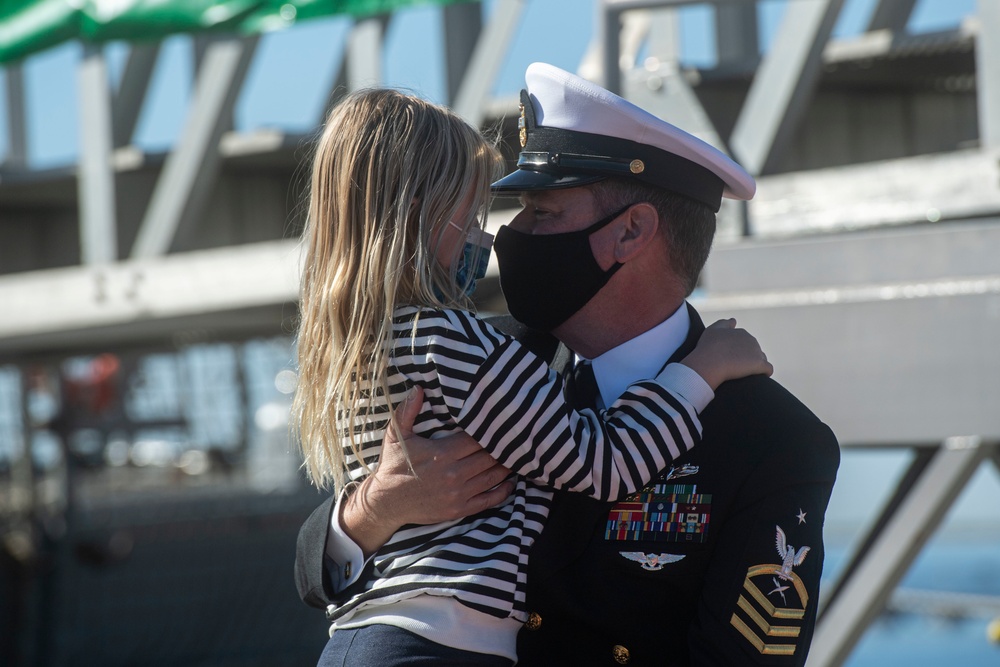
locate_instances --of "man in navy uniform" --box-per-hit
[296,63,840,665]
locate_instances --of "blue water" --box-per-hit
[848,617,996,666]
[822,540,1000,666]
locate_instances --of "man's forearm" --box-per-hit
[339,476,407,557]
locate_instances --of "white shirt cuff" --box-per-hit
[655,362,715,413]
[326,485,367,592]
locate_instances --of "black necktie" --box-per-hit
[566,360,600,410]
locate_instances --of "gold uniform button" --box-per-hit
[612,644,630,664]
[525,612,542,631]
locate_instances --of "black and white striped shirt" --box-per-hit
[329,306,708,627]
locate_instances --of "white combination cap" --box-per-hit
[492,62,755,211]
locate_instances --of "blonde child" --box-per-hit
[294,88,770,665]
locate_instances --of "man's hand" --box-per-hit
[341,386,515,556]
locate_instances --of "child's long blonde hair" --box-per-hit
[294,88,503,490]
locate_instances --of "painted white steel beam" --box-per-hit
[443,2,482,106]
[730,0,846,175]
[78,44,118,265]
[131,35,258,258]
[748,148,1000,237]
[975,0,1000,148]
[697,277,1000,443]
[623,61,749,240]
[112,43,160,148]
[581,9,653,84]
[623,62,723,150]
[599,4,624,93]
[866,0,917,32]
[0,209,515,354]
[804,438,993,667]
[348,16,387,90]
[453,0,524,127]
[647,7,680,64]
[697,219,1000,445]
[596,0,766,88]
[0,240,300,354]
[595,6,662,91]
[715,0,759,66]
[319,15,392,123]
[2,63,27,168]
[816,444,937,618]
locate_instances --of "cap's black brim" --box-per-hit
[490,169,605,194]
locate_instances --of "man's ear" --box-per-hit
[613,202,660,263]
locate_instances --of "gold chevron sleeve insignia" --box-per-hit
[730,614,798,656]
[729,563,809,656]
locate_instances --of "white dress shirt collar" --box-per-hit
[577,304,691,409]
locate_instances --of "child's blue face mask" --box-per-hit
[450,221,494,297]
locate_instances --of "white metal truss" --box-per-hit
[715,0,759,65]
[806,438,998,667]
[52,1,524,267]
[78,44,118,265]
[112,43,161,148]
[729,0,846,174]
[866,0,917,32]
[131,35,259,259]
[0,239,301,354]
[452,0,524,127]
[2,63,26,168]
[347,16,388,90]
[975,0,1000,147]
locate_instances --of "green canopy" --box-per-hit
[0,0,472,64]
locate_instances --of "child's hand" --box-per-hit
[680,319,772,390]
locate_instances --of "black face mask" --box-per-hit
[494,203,632,332]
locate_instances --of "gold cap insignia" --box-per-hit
[629,159,645,174]
[518,103,527,148]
